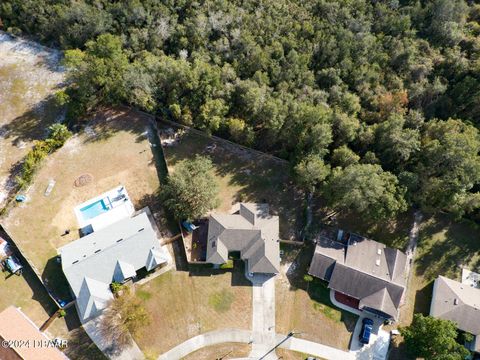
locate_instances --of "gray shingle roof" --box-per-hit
[59,210,168,322]
[309,235,407,319]
[430,276,480,349]
[205,203,280,274]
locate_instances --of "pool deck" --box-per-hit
[73,186,135,232]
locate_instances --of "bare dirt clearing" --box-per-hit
[0,31,65,205]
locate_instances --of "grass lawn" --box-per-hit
[181,343,251,360]
[132,262,252,357]
[160,123,302,240]
[276,348,326,360]
[2,107,164,300]
[0,265,56,326]
[276,244,357,350]
[389,213,480,359]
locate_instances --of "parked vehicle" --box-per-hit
[359,318,374,345]
[4,255,23,275]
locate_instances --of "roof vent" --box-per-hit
[116,238,123,243]
[94,249,101,254]
[454,298,459,305]
[377,249,382,255]
[375,259,381,266]
[138,228,144,232]
[72,260,79,264]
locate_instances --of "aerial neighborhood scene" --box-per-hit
[1,1,480,360]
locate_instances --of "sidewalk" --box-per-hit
[157,329,253,360]
[276,334,355,360]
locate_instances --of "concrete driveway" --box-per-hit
[350,314,390,360]
[248,273,277,359]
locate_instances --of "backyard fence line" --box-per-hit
[131,107,289,165]
[0,225,62,310]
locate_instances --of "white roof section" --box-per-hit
[74,186,135,232]
[146,249,168,271]
[113,260,137,283]
[77,277,113,321]
[60,210,169,322]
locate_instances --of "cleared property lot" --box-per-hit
[0,31,65,206]
[160,123,302,240]
[2,108,162,300]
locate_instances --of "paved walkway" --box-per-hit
[276,334,355,359]
[404,210,422,294]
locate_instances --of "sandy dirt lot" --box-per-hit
[0,31,65,205]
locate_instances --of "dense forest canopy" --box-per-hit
[2,0,480,220]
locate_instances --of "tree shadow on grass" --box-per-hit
[80,106,156,144]
[414,214,480,282]
[188,260,251,287]
[42,256,74,304]
[0,226,58,316]
[0,94,61,143]
[161,128,303,241]
[413,281,434,316]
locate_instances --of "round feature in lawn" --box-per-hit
[74,174,93,187]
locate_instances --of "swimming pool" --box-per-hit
[79,199,109,220]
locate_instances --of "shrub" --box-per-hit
[110,282,125,294]
[303,274,314,282]
[220,260,234,269]
[58,309,66,317]
[16,124,72,188]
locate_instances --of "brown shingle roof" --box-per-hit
[206,203,280,274]
[309,235,407,319]
[430,276,480,346]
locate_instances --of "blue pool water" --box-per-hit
[80,199,109,220]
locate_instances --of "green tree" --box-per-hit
[375,114,420,168]
[416,119,480,212]
[64,34,129,114]
[401,314,469,360]
[226,117,254,145]
[294,154,330,193]
[326,164,407,220]
[162,155,219,220]
[331,146,360,168]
